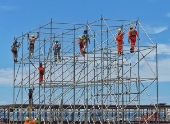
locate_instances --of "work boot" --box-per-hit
[58,56,61,60]
[14,59,18,62]
[130,48,134,53]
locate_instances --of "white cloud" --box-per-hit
[139,44,170,82]
[0,5,16,11]
[145,26,168,34]
[0,101,6,105]
[0,68,13,84]
[158,44,170,55]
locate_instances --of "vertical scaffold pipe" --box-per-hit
[73,25,76,124]
[21,32,24,124]
[93,32,96,105]
[100,15,104,123]
[49,18,53,124]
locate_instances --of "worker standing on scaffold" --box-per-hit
[28,88,33,107]
[128,25,140,53]
[38,62,45,85]
[53,40,61,61]
[11,39,20,62]
[116,28,125,55]
[78,36,85,57]
[82,30,90,53]
[27,32,39,58]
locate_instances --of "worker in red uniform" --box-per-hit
[128,25,140,53]
[78,36,85,57]
[116,29,125,54]
[38,62,45,85]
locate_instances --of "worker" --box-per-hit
[78,36,85,57]
[28,88,33,107]
[53,40,61,61]
[35,118,40,124]
[116,28,125,54]
[24,117,30,124]
[82,30,90,53]
[27,32,39,58]
[32,118,36,124]
[11,39,20,62]
[153,112,158,122]
[128,25,140,53]
[38,62,45,85]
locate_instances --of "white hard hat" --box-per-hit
[118,28,121,32]
[79,36,83,39]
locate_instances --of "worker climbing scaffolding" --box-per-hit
[27,32,39,58]
[116,28,125,55]
[11,39,20,62]
[128,25,140,53]
[38,62,45,85]
[81,30,90,53]
[53,40,61,61]
[78,36,85,57]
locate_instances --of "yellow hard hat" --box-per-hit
[32,34,35,37]
[130,25,133,29]
[25,117,29,121]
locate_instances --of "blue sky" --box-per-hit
[0,0,170,105]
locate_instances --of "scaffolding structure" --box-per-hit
[9,17,159,123]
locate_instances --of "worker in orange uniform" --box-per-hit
[31,118,36,124]
[128,25,140,53]
[38,62,45,85]
[78,36,85,57]
[27,32,39,58]
[116,29,125,54]
[24,117,30,124]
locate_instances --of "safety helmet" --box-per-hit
[29,88,32,91]
[130,25,133,29]
[32,34,35,37]
[25,117,29,121]
[79,36,83,39]
[39,62,42,66]
[118,28,121,32]
[13,40,18,44]
[84,30,87,34]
